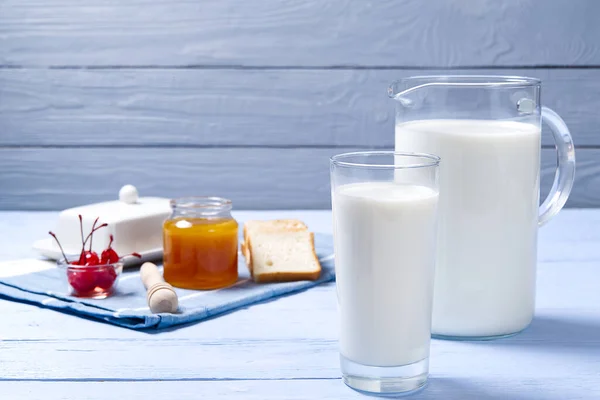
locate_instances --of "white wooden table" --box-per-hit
[1,210,599,399]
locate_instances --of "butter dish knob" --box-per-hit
[140,262,178,314]
[119,184,139,204]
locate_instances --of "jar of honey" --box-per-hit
[163,197,238,290]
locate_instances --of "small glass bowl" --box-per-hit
[57,259,123,299]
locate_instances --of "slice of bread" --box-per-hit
[241,219,321,282]
[248,231,321,283]
[242,219,309,276]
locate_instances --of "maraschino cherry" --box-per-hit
[95,266,117,290]
[67,269,98,293]
[100,235,119,264]
[101,235,141,264]
[48,215,141,297]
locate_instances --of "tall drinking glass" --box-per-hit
[330,151,440,396]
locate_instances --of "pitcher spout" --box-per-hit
[387,80,415,106]
[388,77,438,107]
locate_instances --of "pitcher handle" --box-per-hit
[538,106,576,226]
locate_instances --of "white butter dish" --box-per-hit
[33,185,171,267]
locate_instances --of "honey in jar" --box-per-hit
[163,197,238,290]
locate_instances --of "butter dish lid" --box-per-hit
[59,185,172,223]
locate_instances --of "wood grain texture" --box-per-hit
[0,327,599,381]
[3,379,598,400]
[0,147,338,210]
[0,148,595,210]
[1,0,600,67]
[1,68,599,147]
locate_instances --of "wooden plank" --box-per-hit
[0,147,339,210]
[2,378,599,400]
[1,0,600,67]
[0,148,596,210]
[1,309,599,381]
[1,68,599,147]
[0,308,598,382]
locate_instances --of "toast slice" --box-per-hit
[248,231,321,283]
[241,219,321,282]
[242,219,309,276]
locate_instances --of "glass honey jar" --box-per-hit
[163,197,239,290]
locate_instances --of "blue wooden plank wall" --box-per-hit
[1,0,599,210]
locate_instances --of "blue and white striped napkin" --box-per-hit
[0,233,335,330]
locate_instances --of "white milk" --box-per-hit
[332,182,438,366]
[395,120,541,337]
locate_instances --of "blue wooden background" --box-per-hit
[1,0,599,210]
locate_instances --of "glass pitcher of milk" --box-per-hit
[389,76,576,340]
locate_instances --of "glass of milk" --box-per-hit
[389,76,576,340]
[330,151,440,396]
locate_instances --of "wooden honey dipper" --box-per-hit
[140,262,179,314]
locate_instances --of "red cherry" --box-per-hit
[100,235,120,264]
[101,248,119,264]
[95,267,117,290]
[80,251,100,266]
[67,268,98,294]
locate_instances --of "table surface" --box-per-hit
[1,209,599,400]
